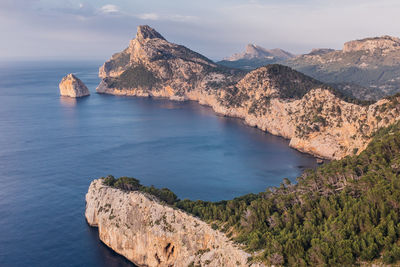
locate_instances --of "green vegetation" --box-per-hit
[104,51,131,72]
[103,175,177,205]
[176,121,400,266]
[106,65,160,89]
[103,121,400,266]
[262,64,324,100]
[223,64,373,112]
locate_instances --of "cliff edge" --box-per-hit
[96,26,400,160]
[85,179,264,267]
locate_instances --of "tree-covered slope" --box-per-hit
[102,121,400,266]
[176,121,400,266]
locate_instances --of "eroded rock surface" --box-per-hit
[85,179,264,267]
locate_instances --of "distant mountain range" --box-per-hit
[218,44,295,70]
[219,36,400,100]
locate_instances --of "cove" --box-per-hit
[0,61,317,266]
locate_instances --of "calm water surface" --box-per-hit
[0,61,317,266]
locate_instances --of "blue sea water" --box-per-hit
[0,61,317,266]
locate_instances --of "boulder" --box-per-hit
[59,73,90,97]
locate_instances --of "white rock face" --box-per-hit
[59,74,90,97]
[85,179,264,267]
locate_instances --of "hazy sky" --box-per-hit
[1,0,400,61]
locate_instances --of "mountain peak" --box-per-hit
[221,44,295,67]
[246,43,258,49]
[245,44,260,53]
[136,25,165,41]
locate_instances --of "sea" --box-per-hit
[0,61,317,266]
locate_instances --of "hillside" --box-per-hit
[97,26,400,160]
[96,121,400,266]
[176,121,400,265]
[284,36,400,100]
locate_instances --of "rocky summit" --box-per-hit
[343,35,400,53]
[59,74,90,97]
[97,26,400,160]
[97,24,243,100]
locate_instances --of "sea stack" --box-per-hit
[59,74,90,97]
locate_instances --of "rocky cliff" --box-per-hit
[85,179,264,267]
[98,25,243,101]
[343,35,400,53]
[59,74,90,97]
[97,26,400,160]
[284,35,400,100]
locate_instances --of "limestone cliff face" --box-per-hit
[97,26,400,160]
[85,179,264,267]
[343,35,400,53]
[214,66,400,159]
[59,74,90,97]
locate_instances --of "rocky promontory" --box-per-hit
[59,74,90,97]
[96,26,400,160]
[85,179,263,267]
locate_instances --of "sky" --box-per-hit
[1,0,400,61]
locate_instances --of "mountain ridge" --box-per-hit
[284,35,400,100]
[219,35,400,100]
[96,25,400,160]
[223,44,295,61]
[218,44,295,70]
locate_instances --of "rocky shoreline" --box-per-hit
[95,25,400,160]
[97,80,400,160]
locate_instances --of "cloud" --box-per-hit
[136,13,197,22]
[137,13,159,20]
[100,4,120,14]
[1,0,400,60]
[168,15,197,22]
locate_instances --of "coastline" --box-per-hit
[95,86,354,160]
[85,179,265,267]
